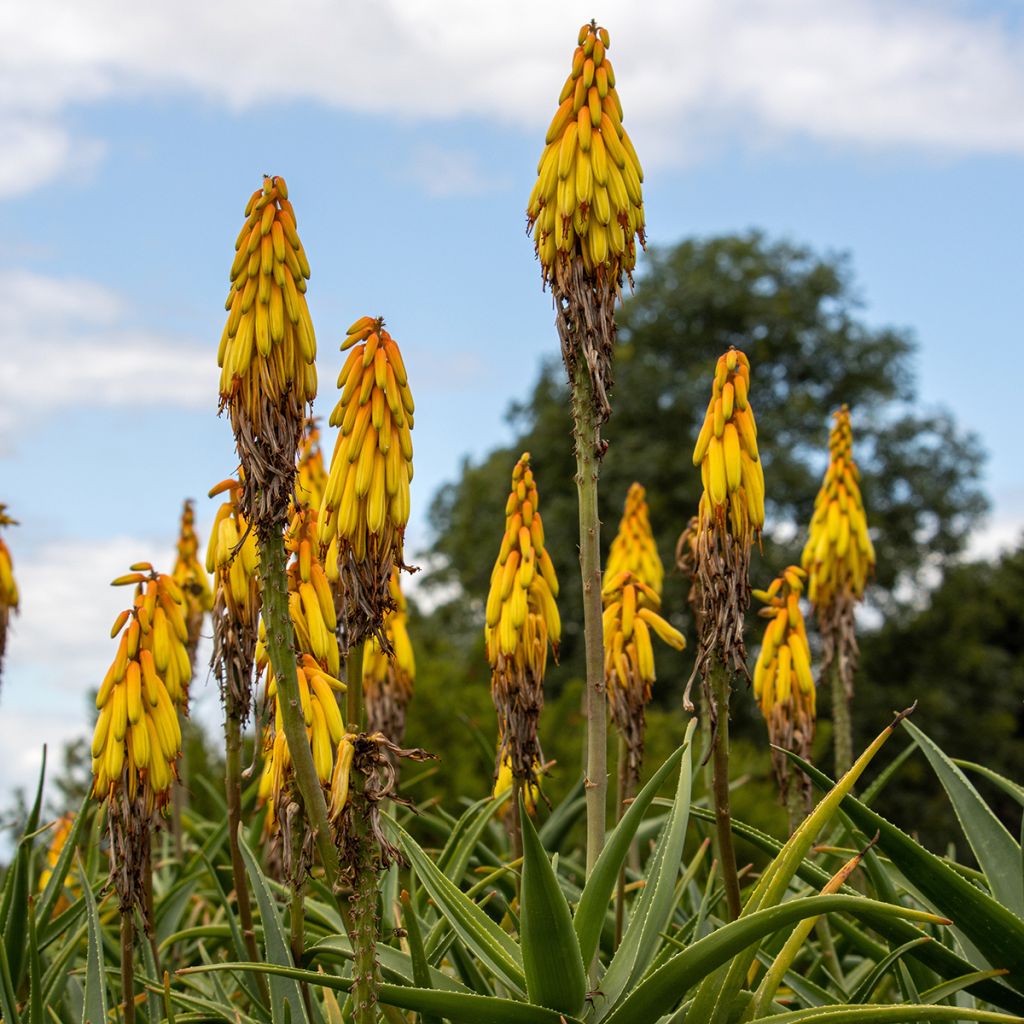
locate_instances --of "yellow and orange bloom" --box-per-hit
[485,454,560,788]
[363,569,415,745]
[528,22,644,287]
[752,566,816,805]
[319,316,414,645]
[0,505,19,688]
[218,175,317,528]
[207,477,261,626]
[606,483,663,594]
[493,749,540,817]
[91,565,189,812]
[687,348,765,691]
[802,406,875,608]
[172,498,213,678]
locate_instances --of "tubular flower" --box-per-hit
[605,483,663,594]
[602,569,685,783]
[319,316,414,648]
[527,22,645,433]
[172,499,214,677]
[493,749,540,817]
[485,454,560,789]
[0,505,19,690]
[91,565,187,810]
[801,405,875,700]
[218,174,317,530]
[686,347,765,699]
[295,417,329,511]
[208,476,262,722]
[752,566,816,806]
[363,568,415,745]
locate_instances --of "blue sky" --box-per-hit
[1,0,1022,806]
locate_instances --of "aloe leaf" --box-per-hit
[80,872,108,1024]
[754,1006,1023,1024]
[1,749,45,990]
[181,963,582,1024]
[574,738,688,965]
[601,894,947,1024]
[903,720,1024,917]
[397,821,526,993]
[848,936,932,1003]
[792,751,1024,994]
[919,968,1010,1004]
[0,939,21,1024]
[955,760,1024,809]
[400,883,442,1024]
[434,791,509,892]
[26,899,43,1024]
[538,776,586,851]
[520,793,587,1014]
[237,830,311,1024]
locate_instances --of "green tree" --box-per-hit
[424,232,987,697]
[857,538,1024,852]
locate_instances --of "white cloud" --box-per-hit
[0,271,214,444]
[967,487,1024,560]
[404,144,508,199]
[2,1,1024,195]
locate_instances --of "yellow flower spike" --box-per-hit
[219,174,317,530]
[801,406,875,769]
[752,566,816,811]
[602,569,685,786]
[207,477,261,626]
[295,417,329,511]
[91,566,183,815]
[319,316,414,648]
[172,498,214,682]
[529,22,644,289]
[486,454,559,791]
[363,569,416,745]
[606,483,664,596]
[686,347,764,696]
[801,406,875,609]
[0,505,19,690]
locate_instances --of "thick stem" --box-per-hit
[710,661,742,921]
[614,734,627,947]
[224,709,266,989]
[258,528,342,888]
[346,643,380,1024]
[783,774,807,837]
[120,911,136,1024]
[347,641,364,734]
[830,654,853,778]
[571,361,607,878]
[287,805,309,1018]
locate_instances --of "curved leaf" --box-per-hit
[520,793,587,1014]
[574,738,688,965]
[602,894,948,1024]
[754,1005,1024,1024]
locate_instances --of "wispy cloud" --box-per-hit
[0,271,214,443]
[2,1,1023,195]
[403,144,508,198]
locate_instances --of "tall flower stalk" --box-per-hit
[0,504,19,694]
[91,564,189,1024]
[752,566,816,831]
[207,476,263,972]
[484,453,560,856]
[801,406,875,776]
[687,347,765,919]
[527,20,645,875]
[216,175,341,891]
[319,315,417,1024]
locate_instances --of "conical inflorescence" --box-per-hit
[172,499,213,677]
[687,347,765,694]
[485,453,560,790]
[363,568,415,745]
[319,316,414,649]
[528,21,645,430]
[752,566,816,808]
[218,175,317,530]
[0,505,19,692]
[801,406,875,692]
